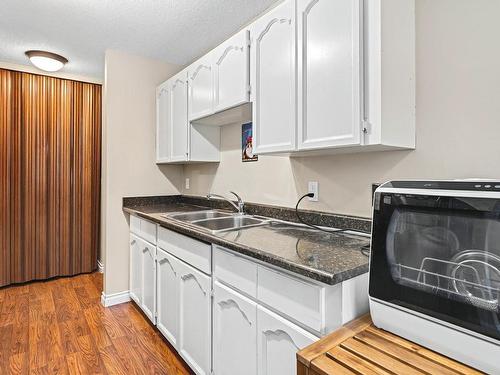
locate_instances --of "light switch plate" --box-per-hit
[308,181,319,202]
[185,178,190,190]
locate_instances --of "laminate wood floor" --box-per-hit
[0,272,192,374]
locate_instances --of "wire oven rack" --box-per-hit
[392,256,500,312]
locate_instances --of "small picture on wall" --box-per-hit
[242,122,258,162]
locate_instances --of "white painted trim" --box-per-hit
[0,60,102,84]
[97,260,104,273]
[100,290,131,307]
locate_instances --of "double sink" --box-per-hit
[162,210,272,233]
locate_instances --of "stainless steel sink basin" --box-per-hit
[164,210,232,222]
[193,216,270,233]
[162,209,271,233]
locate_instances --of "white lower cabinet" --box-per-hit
[156,249,180,347]
[129,234,142,304]
[140,238,156,323]
[257,306,317,375]
[178,260,212,375]
[129,222,368,375]
[213,281,257,375]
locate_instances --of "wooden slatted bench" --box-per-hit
[297,314,483,375]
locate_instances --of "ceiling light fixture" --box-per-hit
[25,50,68,72]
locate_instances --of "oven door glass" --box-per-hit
[370,193,500,341]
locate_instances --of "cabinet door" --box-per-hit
[257,306,318,375]
[140,239,156,323]
[213,281,257,375]
[170,71,189,162]
[297,0,362,150]
[188,54,214,121]
[250,0,296,154]
[178,261,211,375]
[156,81,171,163]
[157,249,180,347]
[213,29,250,113]
[129,234,142,305]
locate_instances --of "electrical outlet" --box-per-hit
[308,181,319,202]
[185,178,190,190]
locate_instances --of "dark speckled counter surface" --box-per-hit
[123,195,371,285]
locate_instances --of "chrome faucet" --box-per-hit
[207,191,245,214]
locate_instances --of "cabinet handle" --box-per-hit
[130,240,136,245]
[217,299,252,326]
[180,273,206,295]
[262,329,300,350]
[158,257,177,276]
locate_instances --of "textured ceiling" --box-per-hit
[1,0,277,79]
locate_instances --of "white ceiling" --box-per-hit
[1,0,277,79]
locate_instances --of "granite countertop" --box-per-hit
[123,196,371,285]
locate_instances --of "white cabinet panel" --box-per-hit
[170,71,189,162]
[157,249,180,347]
[213,29,250,113]
[257,265,325,333]
[140,238,156,323]
[178,261,211,375]
[297,0,362,150]
[257,306,318,375]
[129,234,142,305]
[130,215,141,236]
[156,81,171,163]
[213,246,257,298]
[213,281,257,375]
[188,54,214,121]
[158,227,212,275]
[250,0,296,154]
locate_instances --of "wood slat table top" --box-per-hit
[297,314,483,375]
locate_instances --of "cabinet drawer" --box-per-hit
[257,265,325,332]
[158,226,212,274]
[213,247,257,298]
[129,215,157,245]
[130,215,141,236]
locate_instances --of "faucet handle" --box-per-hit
[229,191,244,214]
[229,191,242,202]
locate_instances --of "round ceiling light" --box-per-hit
[25,50,68,72]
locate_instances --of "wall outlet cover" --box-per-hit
[308,181,319,202]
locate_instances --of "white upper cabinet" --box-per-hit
[170,70,189,162]
[156,68,220,164]
[250,0,297,154]
[363,0,416,149]
[213,29,250,113]
[156,0,415,161]
[297,0,362,150]
[155,81,171,163]
[188,53,214,121]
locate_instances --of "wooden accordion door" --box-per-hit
[0,69,101,287]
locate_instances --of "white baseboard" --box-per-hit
[97,260,104,273]
[100,290,131,307]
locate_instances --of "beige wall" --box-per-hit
[183,0,500,218]
[102,50,183,295]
